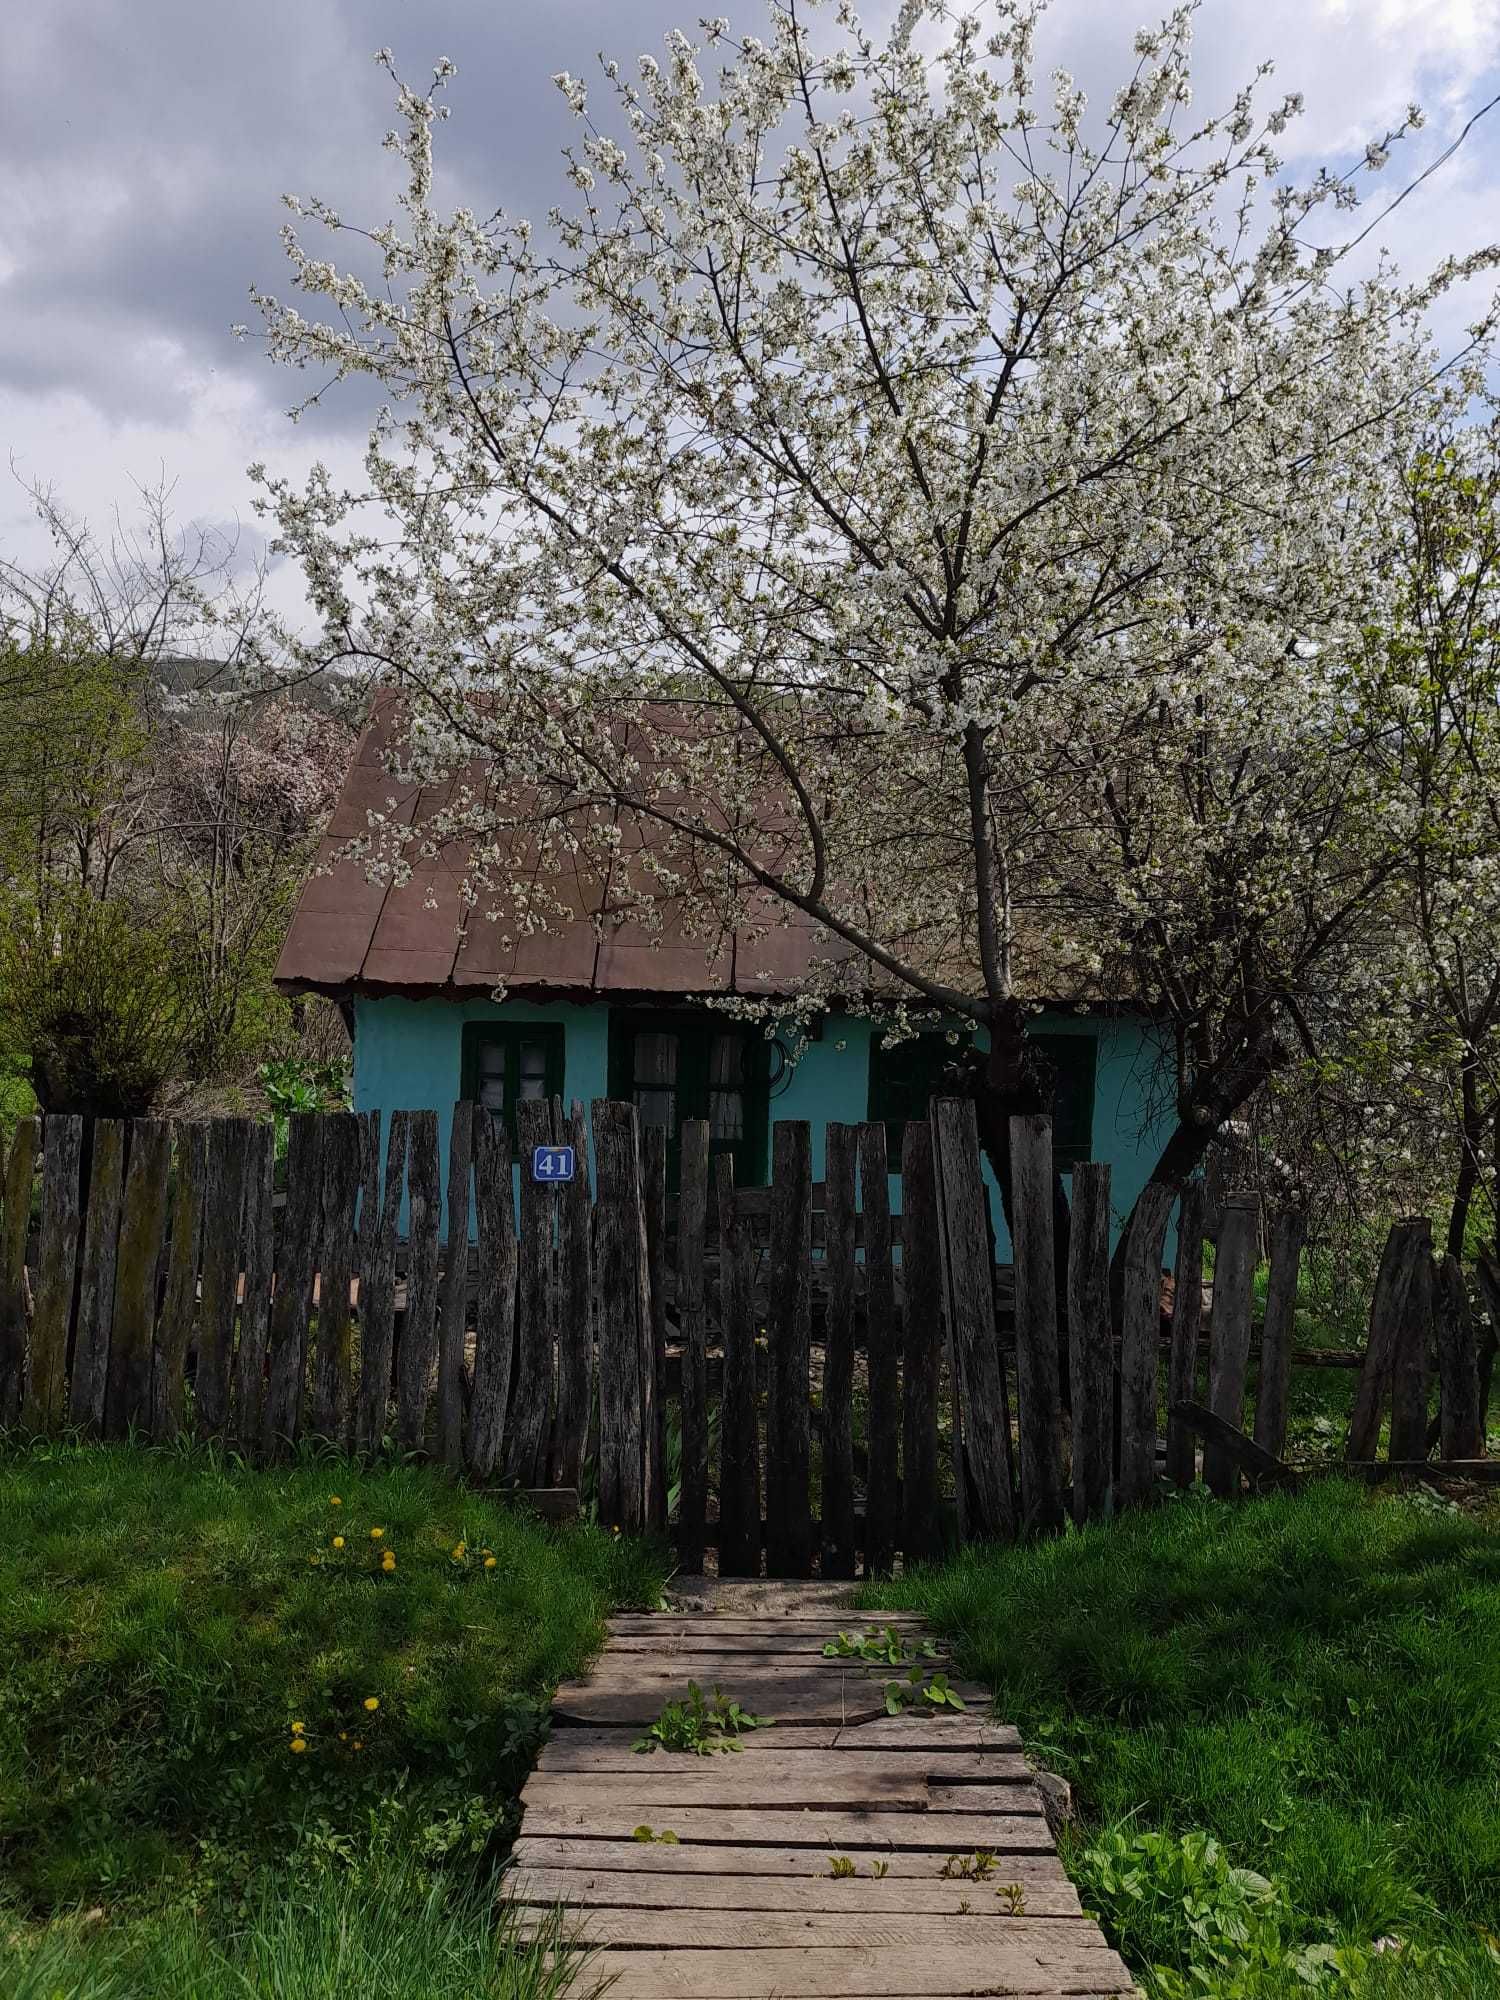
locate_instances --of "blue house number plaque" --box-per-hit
[532,1144,576,1184]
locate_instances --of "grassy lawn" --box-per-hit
[0,1439,667,1996]
[864,1479,1500,1998]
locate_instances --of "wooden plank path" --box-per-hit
[510,1598,1135,1998]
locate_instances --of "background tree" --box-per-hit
[254,1,1497,1236]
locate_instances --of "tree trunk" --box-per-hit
[1446,1058,1486,1260]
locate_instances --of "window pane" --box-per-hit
[634,1033,678,1087]
[478,1041,507,1118]
[709,1089,744,1143]
[636,1087,676,1129]
[517,1039,549,1102]
[709,1034,745,1086]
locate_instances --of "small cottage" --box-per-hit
[274,699,1171,1246]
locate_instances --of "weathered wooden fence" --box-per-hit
[1,1100,1493,1570]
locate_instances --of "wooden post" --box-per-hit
[1203,1193,1259,1498]
[1163,1180,1205,1489]
[1253,1208,1306,1464]
[396,1110,441,1454]
[820,1122,857,1580]
[23,1115,84,1433]
[1388,1233,1434,1464]
[1347,1220,1427,1463]
[311,1112,362,1447]
[593,1100,650,1535]
[150,1121,208,1441]
[197,1119,251,1440]
[1066,1161,1112,1522]
[716,1152,760,1576]
[1435,1253,1484,1460]
[676,1119,710,1575]
[265,1114,324,1454]
[900,1119,942,1564]
[642,1123,669,1532]
[1472,1251,1500,1445]
[436,1102,474,1471]
[552,1100,593,1488]
[858,1120,900,1573]
[0,1116,39,1428]
[931,1098,1015,1542]
[1008,1114,1065,1535]
[765,1121,813,1578]
[1116,1183,1175,1507]
[105,1120,170,1438]
[505,1098,558,1486]
[355,1111,407,1458]
[469,1110,517,1478]
[68,1118,126,1434]
[231,1120,277,1454]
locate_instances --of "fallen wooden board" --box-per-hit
[511,1839,1074,1884]
[540,1719,1023,1755]
[602,1632,951,1658]
[520,1805,1054,1850]
[570,1943,1133,1997]
[508,1866,1082,1918]
[610,1615,929,1635]
[552,1672,991,1725]
[522,1772,1043,1814]
[534,1746,1032,1784]
[832,1716,1022,1752]
[528,1910,1096,1950]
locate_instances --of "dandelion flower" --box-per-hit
[451,1542,466,1560]
[364,1697,380,1712]
[352,1740,363,1752]
[484,1555,497,1570]
[339,1732,347,1742]
[332,1536,345,1549]
[291,1722,305,1736]
[369,1526,384,1540]
[330,1496,343,1507]
[381,1553,397,1572]
[290,1739,308,1755]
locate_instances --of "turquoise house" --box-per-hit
[276,699,1171,1246]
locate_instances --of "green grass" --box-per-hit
[862,1480,1500,1996]
[0,1438,666,1992]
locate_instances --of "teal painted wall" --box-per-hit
[353,997,1173,1246]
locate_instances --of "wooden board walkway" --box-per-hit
[510,1595,1135,1998]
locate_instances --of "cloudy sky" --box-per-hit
[3,0,1498,627]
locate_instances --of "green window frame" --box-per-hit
[460,1022,566,1146]
[867,1029,1097,1168]
[607,1008,770,1190]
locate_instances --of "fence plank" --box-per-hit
[1202,1193,1259,1498]
[436,1102,474,1471]
[396,1110,441,1454]
[307,1112,359,1446]
[23,1115,84,1432]
[1253,1209,1306,1463]
[0,1116,39,1428]
[857,1121,899,1574]
[231,1121,276,1453]
[469,1110,517,1478]
[265,1114,324,1454]
[676,1119,710,1575]
[821,1123,857,1580]
[1435,1253,1484,1461]
[197,1119,251,1440]
[766,1121,813,1578]
[931,1098,1014,1542]
[356,1111,407,1457]
[1008,1114,1065,1535]
[1164,1180,1205,1489]
[1388,1235,1434,1464]
[1066,1161,1112,1522]
[1117,1183,1175,1507]
[505,1098,558,1486]
[150,1121,207,1441]
[594,1100,649,1535]
[553,1100,593,1488]
[1347,1220,1427,1463]
[105,1120,170,1438]
[642,1123,669,1532]
[900,1120,942,1564]
[68,1119,126,1433]
[716,1151,760,1576]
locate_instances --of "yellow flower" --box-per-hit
[290,1722,305,1736]
[352,1739,363,1752]
[332,1536,345,1549]
[364,1696,379,1712]
[484,1556,497,1570]
[451,1543,466,1561]
[330,1496,342,1507]
[289,1739,308,1755]
[481,1548,492,1557]
[339,1732,347,1742]
[381,1553,397,1572]
[369,1526,384,1540]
